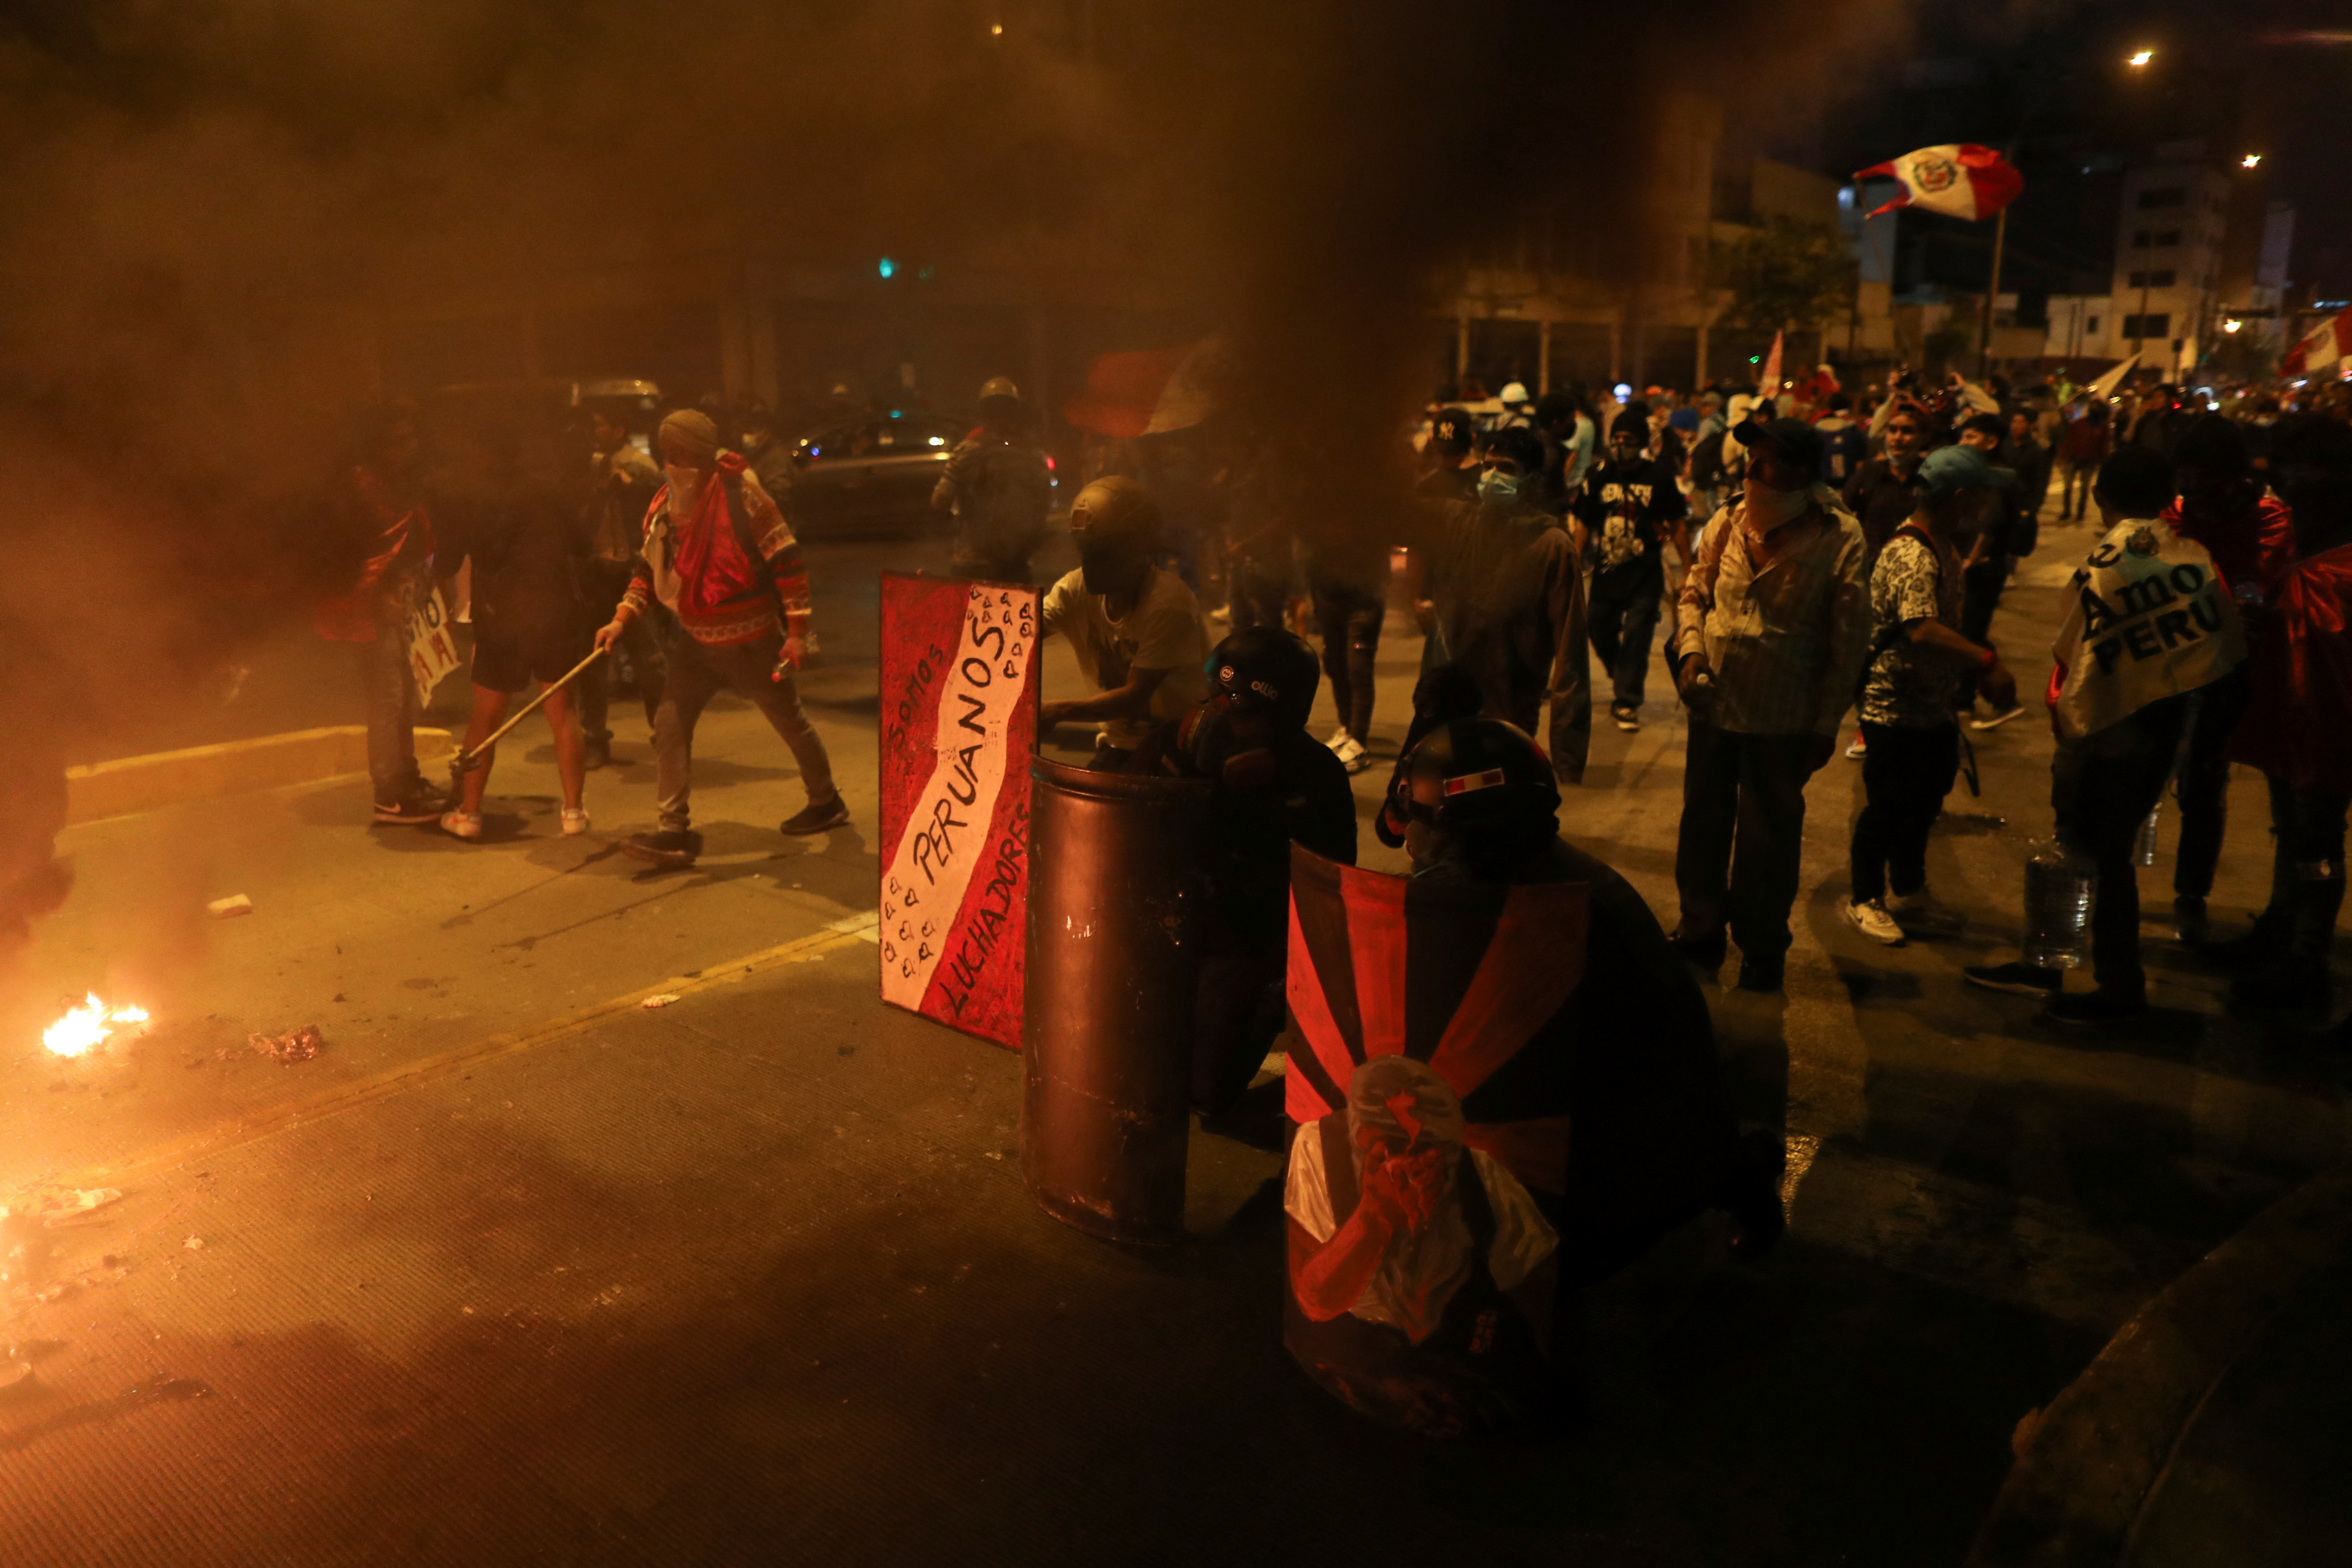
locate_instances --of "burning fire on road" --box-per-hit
[41,994,150,1058]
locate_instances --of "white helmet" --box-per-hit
[1497,381,1530,407]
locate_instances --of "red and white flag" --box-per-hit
[1853,144,2024,222]
[1061,337,1224,437]
[1757,331,1784,392]
[2284,307,2352,378]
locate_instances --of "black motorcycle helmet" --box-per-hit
[1394,718,1560,836]
[1207,626,1320,734]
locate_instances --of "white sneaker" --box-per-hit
[439,809,482,841]
[1845,898,1906,945]
[1326,726,1351,752]
[1332,733,1366,766]
[561,807,591,836]
[1845,733,1868,759]
[1971,704,2026,731]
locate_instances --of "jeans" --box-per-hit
[360,593,424,805]
[1674,721,1816,961]
[652,629,837,831]
[2052,694,2193,997]
[2254,775,2350,960]
[2171,666,2250,900]
[1959,555,2008,648]
[1850,722,1959,902]
[1228,559,1290,632]
[1311,581,1383,740]
[1588,574,1662,709]
[2060,460,2100,519]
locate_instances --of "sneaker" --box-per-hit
[438,809,482,840]
[621,829,703,868]
[373,786,444,826]
[1845,898,1906,945]
[1209,605,1232,624]
[1331,733,1367,766]
[2045,987,2148,1025]
[1962,960,2065,998]
[1970,704,2027,732]
[1669,929,1728,971]
[560,807,591,837]
[1611,704,1640,732]
[1326,726,1351,752]
[1845,732,1868,759]
[583,735,611,771]
[780,796,850,836]
[1735,954,1785,993]
[1341,747,1373,775]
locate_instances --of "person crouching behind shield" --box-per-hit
[1285,1056,1566,1438]
[1038,477,1208,770]
[1133,627,1357,1119]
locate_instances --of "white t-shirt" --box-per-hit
[1040,565,1209,749]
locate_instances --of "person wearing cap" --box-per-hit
[1668,415,1872,991]
[1963,446,2248,1024]
[1138,626,1355,1117]
[1039,475,1209,770]
[1417,405,1480,505]
[596,408,845,867]
[1844,446,2019,947]
[1572,405,1690,732]
[1419,425,1590,785]
[931,376,1055,582]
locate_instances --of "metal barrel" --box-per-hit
[1021,756,1208,1244]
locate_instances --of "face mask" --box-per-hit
[1077,534,1140,594]
[1477,469,1522,507]
[1742,474,1810,531]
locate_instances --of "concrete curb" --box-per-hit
[65,726,454,827]
[1964,1163,2352,1567]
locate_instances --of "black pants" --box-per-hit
[1228,560,1290,633]
[1588,574,1662,709]
[1850,722,1959,902]
[2052,694,2193,997]
[1675,723,1816,961]
[2060,460,2099,520]
[1194,948,1287,1115]
[1311,581,1383,740]
[1959,555,2008,648]
[2172,666,2250,900]
[2252,775,2351,961]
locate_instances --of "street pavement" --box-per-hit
[5,519,2349,1565]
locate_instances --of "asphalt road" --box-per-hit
[4,518,2348,1565]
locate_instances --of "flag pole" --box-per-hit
[1977,204,2008,382]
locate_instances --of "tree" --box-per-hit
[1717,217,1857,335]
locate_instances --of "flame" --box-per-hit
[42,994,149,1057]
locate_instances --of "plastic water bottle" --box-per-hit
[2022,841,2098,969]
[2135,805,2160,868]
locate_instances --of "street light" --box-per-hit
[2222,318,2244,334]
[2241,153,2263,168]
[2128,48,2155,66]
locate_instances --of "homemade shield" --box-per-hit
[877,574,1041,1049]
[1283,847,1588,1199]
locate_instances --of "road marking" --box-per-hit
[65,915,880,1186]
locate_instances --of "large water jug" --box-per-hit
[2135,804,2161,868]
[2022,841,2098,969]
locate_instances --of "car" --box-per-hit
[786,410,965,536]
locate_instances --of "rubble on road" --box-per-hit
[206,894,254,918]
[248,1025,323,1064]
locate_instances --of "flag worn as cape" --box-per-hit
[2048,515,2247,741]
[1854,144,2024,222]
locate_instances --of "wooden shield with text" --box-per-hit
[877,574,1040,1049]
[1285,846,1589,1196]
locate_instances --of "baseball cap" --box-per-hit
[1917,442,2016,501]
[1732,416,1827,475]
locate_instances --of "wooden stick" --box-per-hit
[451,646,606,777]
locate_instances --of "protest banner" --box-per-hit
[877,574,1040,1049]
[406,586,461,703]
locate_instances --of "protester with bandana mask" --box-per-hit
[1668,416,1871,991]
[1038,476,1209,769]
[594,408,842,868]
[1419,426,1590,784]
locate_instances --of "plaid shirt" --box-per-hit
[1673,495,1872,737]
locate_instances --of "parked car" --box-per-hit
[787,410,1061,537]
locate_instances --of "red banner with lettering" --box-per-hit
[877,573,1040,1049]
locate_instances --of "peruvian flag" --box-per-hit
[1854,144,2024,222]
[2284,307,2352,378]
